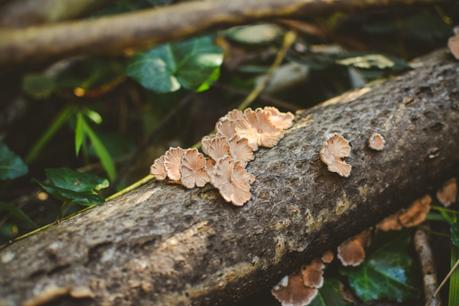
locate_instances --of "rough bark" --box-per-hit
[1,49,459,306]
[0,0,442,68]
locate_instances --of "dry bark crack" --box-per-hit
[0,49,459,306]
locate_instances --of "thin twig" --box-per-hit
[0,0,441,67]
[435,258,459,297]
[415,227,441,306]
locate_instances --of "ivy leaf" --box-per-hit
[310,278,351,306]
[0,142,28,180]
[341,231,420,303]
[36,168,109,206]
[37,182,105,206]
[45,168,109,193]
[127,36,223,93]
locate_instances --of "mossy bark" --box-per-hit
[1,50,459,306]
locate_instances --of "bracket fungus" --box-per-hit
[337,230,371,267]
[149,106,293,206]
[180,149,210,189]
[301,259,325,289]
[436,178,457,207]
[320,250,334,264]
[150,155,167,180]
[398,195,432,228]
[377,194,432,231]
[272,274,318,306]
[164,147,185,181]
[368,132,385,151]
[320,133,352,177]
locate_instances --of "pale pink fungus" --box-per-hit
[210,156,253,206]
[202,135,230,161]
[239,108,284,148]
[264,106,294,130]
[180,149,210,189]
[228,136,254,166]
[164,147,185,181]
[368,133,385,151]
[398,195,431,228]
[150,155,167,180]
[320,133,352,177]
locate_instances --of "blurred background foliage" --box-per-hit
[1,1,459,304]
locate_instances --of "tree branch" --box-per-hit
[0,49,458,306]
[0,0,443,68]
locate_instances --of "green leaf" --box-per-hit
[22,73,56,99]
[45,168,109,193]
[449,247,459,306]
[80,119,116,180]
[310,278,351,306]
[84,109,102,124]
[0,142,28,180]
[0,202,35,227]
[127,36,223,93]
[341,231,420,303]
[37,181,104,206]
[75,113,86,155]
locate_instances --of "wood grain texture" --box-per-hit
[0,50,459,306]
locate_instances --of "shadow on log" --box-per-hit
[0,49,459,306]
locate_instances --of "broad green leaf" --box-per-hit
[310,278,351,306]
[0,202,35,227]
[22,73,56,99]
[341,231,420,302]
[226,24,282,45]
[75,113,86,155]
[81,119,116,180]
[37,181,104,206]
[127,36,223,93]
[0,142,28,180]
[45,168,109,193]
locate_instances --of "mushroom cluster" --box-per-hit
[272,251,335,306]
[150,107,294,206]
[376,195,432,231]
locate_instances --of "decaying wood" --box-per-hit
[415,228,441,306]
[0,49,459,306]
[0,0,442,68]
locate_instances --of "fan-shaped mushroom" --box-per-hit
[228,136,254,166]
[150,155,167,180]
[436,178,457,207]
[202,135,230,161]
[368,132,385,151]
[320,133,352,177]
[376,212,403,232]
[272,274,318,306]
[264,106,294,130]
[164,147,185,181]
[337,230,371,267]
[301,259,325,289]
[209,156,252,206]
[180,149,210,189]
[321,250,334,264]
[398,195,431,228]
[239,108,284,148]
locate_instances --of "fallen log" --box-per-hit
[1,49,459,306]
[0,0,443,68]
